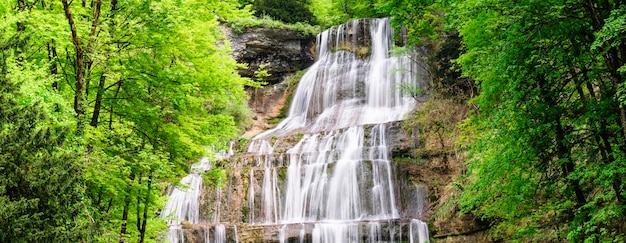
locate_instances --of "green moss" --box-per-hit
[267,117,283,124]
[278,69,307,118]
[237,136,249,152]
[203,168,227,188]
[393,156,417,163]
[330,42,371,58]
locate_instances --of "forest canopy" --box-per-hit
[1,0,255,241]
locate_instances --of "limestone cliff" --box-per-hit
[226,27,315,85]
[224,26,315,138]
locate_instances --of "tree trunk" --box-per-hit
[47,39,58,89]
[15,0,28,61]
[84,0,103,98]
[537,74,586,206]
[90,74,106,127]
[138,171,153,243]
[585,0,626,141]
[110,80,122,129]
[136,174,143,234]
[556,118,587,207]
[119,173,135,243]
[61,0,86,123]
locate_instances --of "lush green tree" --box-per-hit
[0,55,90,241]
[308,0,385,26]
[451,0,626,241]
[382,0,626,241]
[1,0,255,241]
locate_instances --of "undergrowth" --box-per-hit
[228,16,320,36]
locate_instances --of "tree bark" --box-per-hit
[85,0,103,98]
[46,39,58,90]
[136,174,143,234]
[109,80,122,129]
[119,173,135,243]
[138,171,152,243]
[585,0,626,141]
[61,0,85,120]
[15,0,28,61]
[90,74,106,127]
[537,74,587,206]
[555,118,587,207]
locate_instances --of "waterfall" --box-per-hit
[162,17,431,243]
[254,18,421,139]
[161,143,234,243]
[410,219,430,243]
[161,157,211,243]
[246,18,430,242]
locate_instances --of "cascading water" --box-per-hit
[162,157,211,243]
[161,144,234,243]
[162,17,430,243]
[245,18,430,242]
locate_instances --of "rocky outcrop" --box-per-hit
[432,212,491,242]
[242,75,291,138]
[226,27,316,85]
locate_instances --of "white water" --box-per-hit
[162,157,211,243]
[410,219,430,243]
[247,18,430,242]
[161,143,234,243]
[254,18,422,139]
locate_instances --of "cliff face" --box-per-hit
[226,27,316,85]
[225,27,315,138]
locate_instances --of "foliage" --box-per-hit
[310,0,386,27]
[279,69,308,119]
[204,167,227,188]
[0,54,90,241]
[379,0,471,99]
[0,0,254,241]
[383,0,626,241]
[450,0,626,241]
[378,0,445,48]
[252,0,316,24]
[254,62,271,85]
[404,95,468,168]
[228,16,320,36]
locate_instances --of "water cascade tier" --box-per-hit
[162,147,234,243]
[163,18,431,242]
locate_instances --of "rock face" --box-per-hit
[242,77,291,138]
[226,27,316,85]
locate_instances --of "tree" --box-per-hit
[381,0,626,241]
[0,54,90,242]
[450,0,626,241]
[1,0,255,241]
